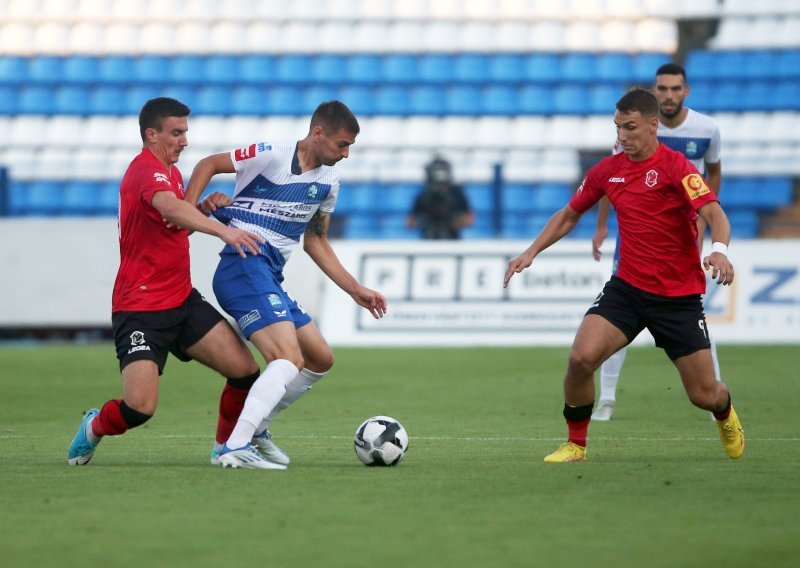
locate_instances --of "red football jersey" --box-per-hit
[570,144,718,296]
[112,148,192,312]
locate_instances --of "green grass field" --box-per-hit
[1,343,798,568]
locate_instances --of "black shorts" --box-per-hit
[586,276,711,360]
[112,288,226,375]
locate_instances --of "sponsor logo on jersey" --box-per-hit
[608,177,625,183]
[307,184,318,199]
[153,172,170,185]
[268,294,283,309]
[234,144,257,161]
[238,310,261,329]
[273,309,287,318]
[645,169,658,188]
[130,331,145,345]
[686,140,698,157]
[577,178,586,193]
[681,173,710,200]
[257,143,272,152]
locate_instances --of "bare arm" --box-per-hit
[696,161,722,251]
[151,191,263,258]
[304,210,387,319]
[504,205,583,288]
[697,200,734,286]
[592,196,612,261]
[185,152,236,206]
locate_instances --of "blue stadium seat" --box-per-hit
[275,55,311,84]
[267,87,304,114]
[346,54,382,84]
[501,183,535,213]
[482,85,518,115]
[54,86,92,114]
[0,86,18,113]
[6,180,29,215]
[0,56,27,85]
[312,54,348,84]
[685,81,714,112]
[194,86,230,114]
[62,181,98,216]
[742,82,773,111]
[518,85,556,114]
[338,86,375,115]
[454,54,490,83]
[566,210,598,239]
[633,53,670,82]
[775,50,800,79]
[28,56,63,84]
[409,86,446,115]
[382,182,418,214]
[97,181,119,215]
[461,216,496,239]
[501,212,535,239]
[761,177,794,207]
[171,55,205,84]
[98,56,135,85]
[773,80,800,110]
[134,55,170,84]
[727,210,759,238]
[379,214,417,239]
[523,53,561,83]
[590,83,621,114]
[90,86,127,114]
[126,86,164,114]
[232,86,268,114]
[18,86,54,114]
[205,55,240,84]
[418,54,455,84]
[239,55,275,83]
[463,183,494,214]
[553,85,591,114]
[343,213,380,239]
[27,181,62,216]
[561,53,598,82]
[345,183,375,212]
[743,50,778,80]
[685,50,717,81]
[489,54,524,82]
[446,86,482,115]
[714,51,747,81]
[374,86,412,115]
[597,53,634,82]
[382,54,418,84]
[531,183,571,213]
[303,86,339,114]
[63,55,99,84]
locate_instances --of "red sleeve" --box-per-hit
[140,169,178,207]
[670,152,718,212]
[569,164,605,214]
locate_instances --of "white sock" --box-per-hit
[709,332,721,382]
[225,359,298,449]
[85,418,101,444]
[599,347,627,403]
[255,368,327,436]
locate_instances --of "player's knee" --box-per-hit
[120,400,153,428]
[306,349,334,373]
[567,349,600,378]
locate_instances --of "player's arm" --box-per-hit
[504,205,583,288]
[697,200,734,286]
[303,209,387,319]
[151,190,263,258]
[592,196,612,261]
[184,152,236,210]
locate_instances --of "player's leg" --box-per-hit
[592,346,627,421]
[545,314,629,463]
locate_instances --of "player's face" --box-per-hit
[614,110,658,160]
[147,116,188,166]
[315,126,356,166]
[653,74,688,120]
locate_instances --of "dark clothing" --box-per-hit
[410,183,471,239]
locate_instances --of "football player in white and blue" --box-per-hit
[185,101,387,469]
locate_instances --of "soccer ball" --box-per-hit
[354,416,409,466]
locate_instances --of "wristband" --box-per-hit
[711,242,728,255]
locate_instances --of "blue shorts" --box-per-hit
[212,253,312,339]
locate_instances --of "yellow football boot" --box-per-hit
[716,405,745,459]
[544,441,586,463]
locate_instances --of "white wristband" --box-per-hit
[711,242,728,255]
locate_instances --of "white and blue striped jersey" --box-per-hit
[212,141,339,272]
[656,108,721,176]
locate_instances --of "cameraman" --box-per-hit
[406,156,475,239]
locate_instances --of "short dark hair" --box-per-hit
[655,62,688,82]
[139,97,191,142]
[616,88,659,118]
[310,100,360,136]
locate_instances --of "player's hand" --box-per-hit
[592,227,608,261]
[504,253,533,288]
[220,226,265,258]
[198,192,232,216]
[352,286,387,319]
[703,252,734,285]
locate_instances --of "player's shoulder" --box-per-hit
[685,108,720,130]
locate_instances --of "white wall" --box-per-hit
[2,219,799,346]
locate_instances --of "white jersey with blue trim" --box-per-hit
[656,108,721,177]
[213,141,339,272]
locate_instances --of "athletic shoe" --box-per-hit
[218,443,287,470]
[716,405,745,459]
[544,442,586,463]
[210,448,221,466]
[68,408,101,465]
[252,429,290,465]
[591,400,615,422]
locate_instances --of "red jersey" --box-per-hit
[112,148,192,312]
[570,144,717,296]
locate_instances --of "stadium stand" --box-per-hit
[0,0,798,239]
